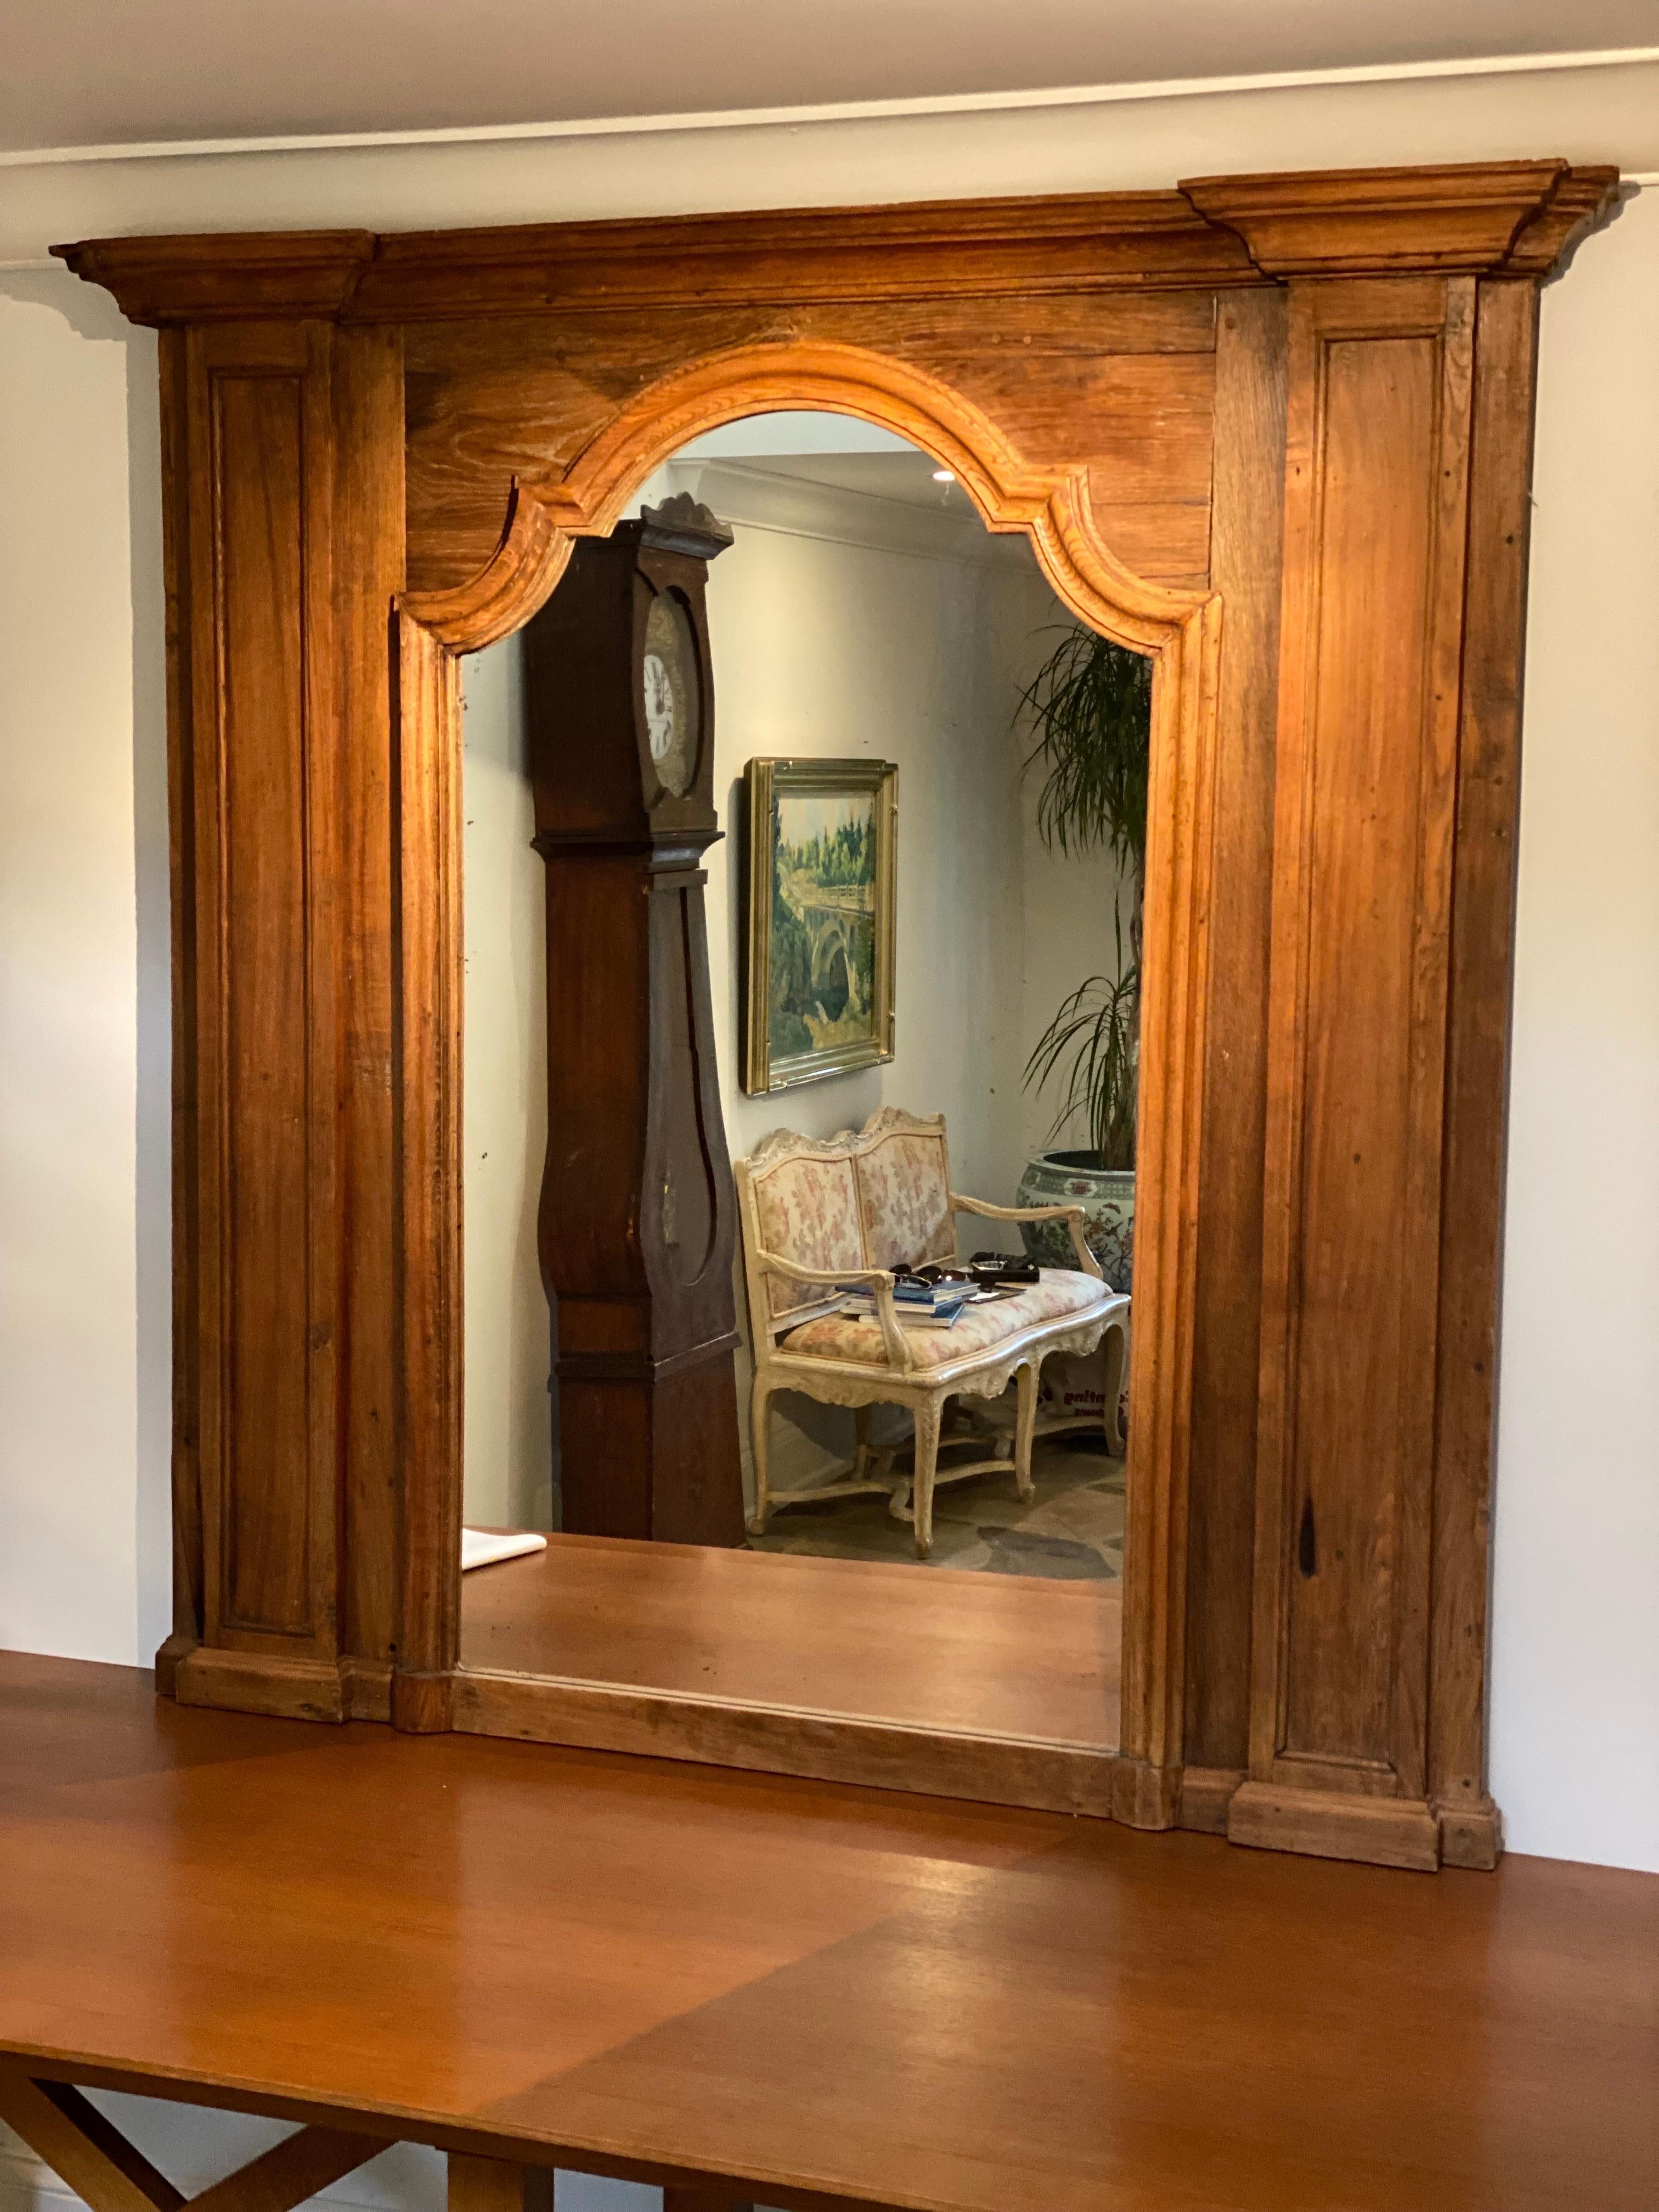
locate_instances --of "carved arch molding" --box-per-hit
[59,157,1616,1869]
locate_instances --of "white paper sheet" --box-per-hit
[460,1528,550,1572]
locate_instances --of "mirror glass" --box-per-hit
[458,410,1147,1780]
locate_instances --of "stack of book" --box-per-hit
[837,1279,982,1329]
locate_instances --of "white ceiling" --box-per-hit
[710,452,980,517]
[674,415,978,514]
[3,0,1654,156]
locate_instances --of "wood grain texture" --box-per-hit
[454,1671,1118,1819]
[51,232,379,324]
[156,326,202,1691]
[1182,286,1288,1775]
[1176,1763,1246,1837]
[390,613,464,1730]
[54,193,1254,329]
[180,322,340,1663]
[460,1532,1119,1748]
[332,326,407,1690]
[3,1655,1657,2212]
[1227,1779,1442,1871]
[173,1646,347,1725]
[1425,276,1543,1869]
[49,163,1621,1856]
[397,329,1217,1810]
[1113,590,1223,1825]
[1252,276,1476,1846]
[1181,161,1615,276]
[401,303,1217,600]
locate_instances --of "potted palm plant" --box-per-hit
[1013,625,1151,1294]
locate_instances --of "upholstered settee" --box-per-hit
[733,1107,1128,1556]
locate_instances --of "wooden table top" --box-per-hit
[2,1651,1654,2212]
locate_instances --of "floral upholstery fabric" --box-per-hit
[780,1268,1105,1370]
[854,1130,955,1272]
[752,1152,866,1317]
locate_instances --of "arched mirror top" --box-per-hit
[400,340,1213,658]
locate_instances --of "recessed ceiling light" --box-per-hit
[932,468,955,482]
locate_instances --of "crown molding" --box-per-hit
[4,46,1657,170]
[55,228,376,319]
[50,161,1622,328]
[52,189,1259,325]
[1179,159,1621,276]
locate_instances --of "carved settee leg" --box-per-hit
[1014,1361,1039,1499]
[912,1399,941,1558]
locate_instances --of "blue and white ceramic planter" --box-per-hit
[1015,1152,1135,1295]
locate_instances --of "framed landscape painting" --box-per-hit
[742,757,897,1094]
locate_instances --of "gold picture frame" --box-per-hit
[742,758,898,1095]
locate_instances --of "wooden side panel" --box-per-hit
[1427,278,1539,1868]
[1249,279,1474,1809]
[333,327,407,1701]
[1182,287,1288,1777]
[183,322,340,1659]
[156,328,202,1688]
[390,612,464,1730]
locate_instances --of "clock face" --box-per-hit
[641,590,700,797]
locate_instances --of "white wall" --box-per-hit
[697,479,1034,1189]
[1,63,1655,1888]
[1487,184,1659,1871]
[0,275,169,1668]
[1017,771,1133,1167]
[460,640,554,1530]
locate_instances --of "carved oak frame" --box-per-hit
[393,341,1217,1828]
[57,157,1616,1868]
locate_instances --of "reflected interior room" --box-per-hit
[458,410,1147,1752]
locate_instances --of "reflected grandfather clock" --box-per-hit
[524,494,746,1547]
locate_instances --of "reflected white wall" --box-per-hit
[461,636,554,1531]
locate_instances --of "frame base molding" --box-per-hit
[172,1649,349,1726]
[1109,1754,1182,1830]
[1176,1765,1245,1835]
[1436,1798,1505,1872]
[453,1668,1119,1818]
[1227,1782,1444,1872]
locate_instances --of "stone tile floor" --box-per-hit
[748,1431,1125,1580]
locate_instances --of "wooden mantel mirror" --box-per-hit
[55,156,1618,1876]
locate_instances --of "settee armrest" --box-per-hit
[950,1192,1104,1282]
[753,1250,913,1372]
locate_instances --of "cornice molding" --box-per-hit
[54,189,1256,325]
[51,161,1622,328]
[1178,159,1620,276]
[1502,165,1625,274]
[54,228,376,320]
